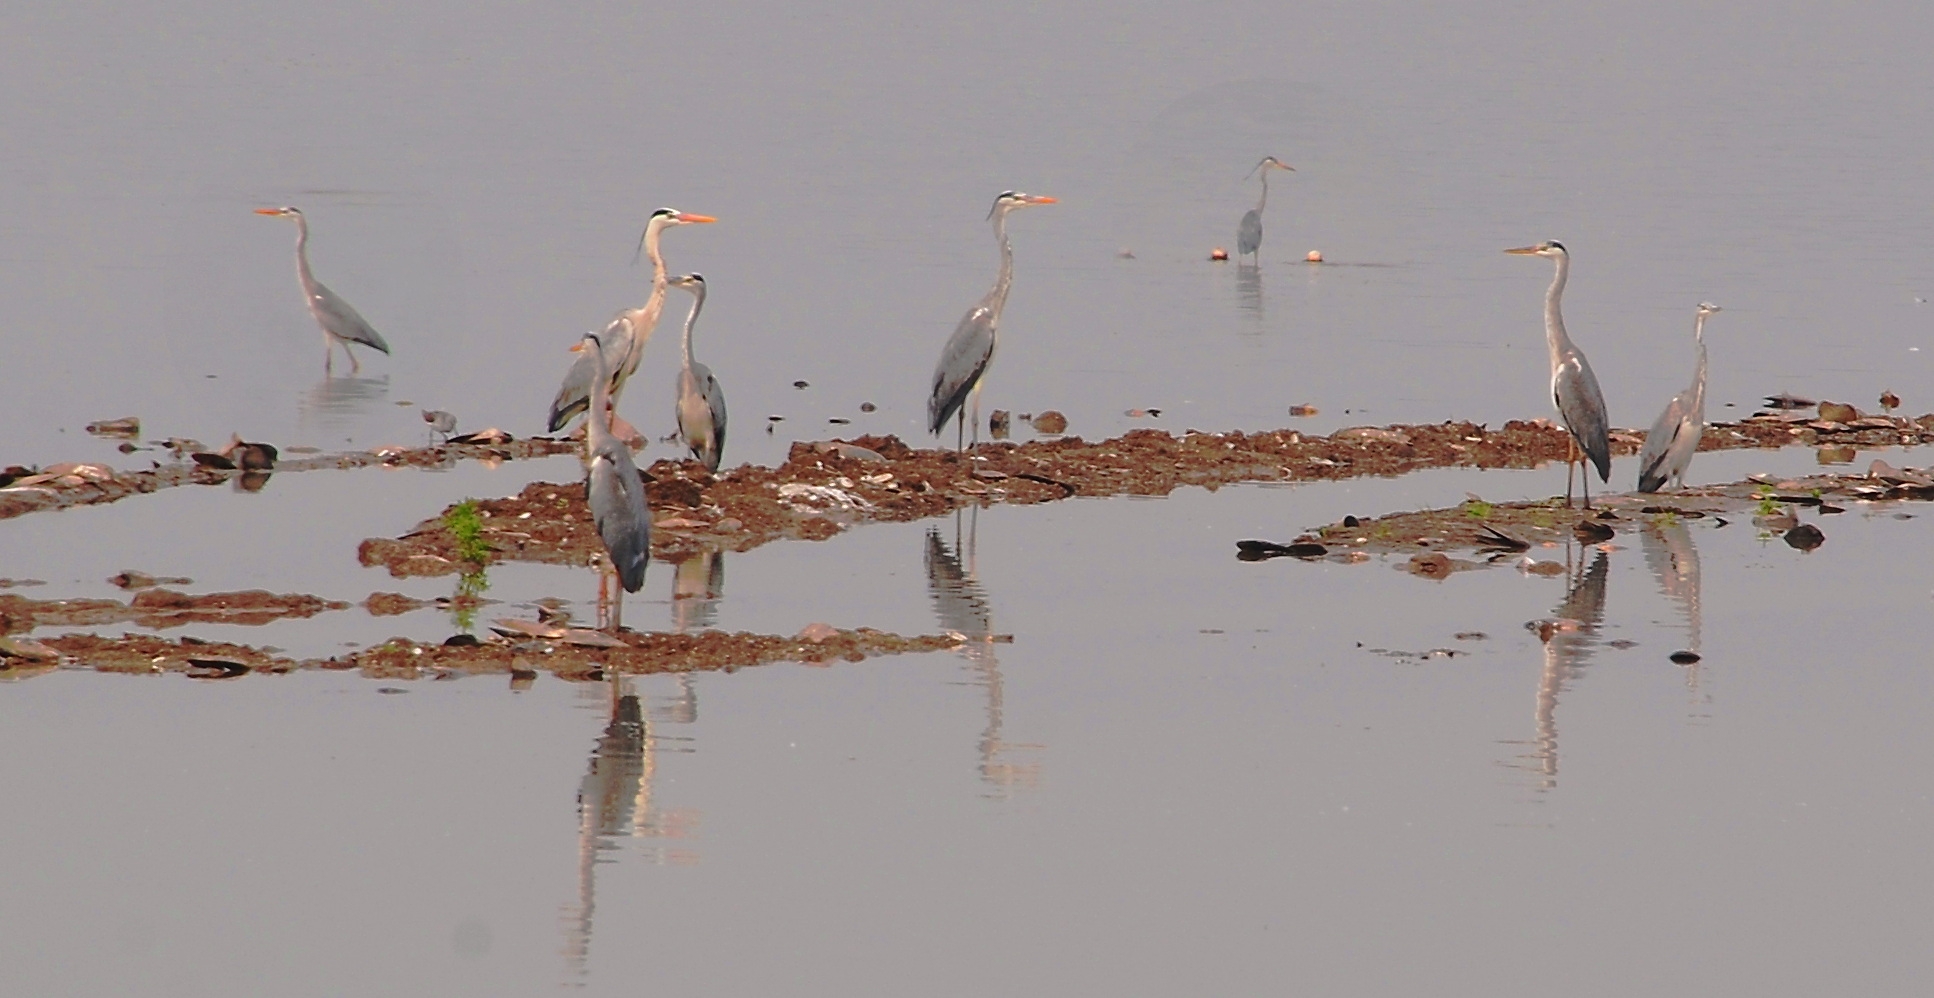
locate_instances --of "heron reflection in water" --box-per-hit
[1235,262,1264,323]
[1641,517,1707,702]
[562,675,698,979]
[1517,547,1610,791]
[297,374,390,439]
[924,510,1041,796]
[669,546,725,634]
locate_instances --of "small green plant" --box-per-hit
[1653,509,1680,528]
[451,569,490,633]
[444,499,491,566]
[1755,493,1781,517]
[1462,499,1494,519]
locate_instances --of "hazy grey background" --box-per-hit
[5,1,1934,995]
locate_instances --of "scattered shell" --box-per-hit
[796,622,840,643]
[1669,650,1703,665]
[1817,401,1859,423]
[1210,247,1229,261]
[859,402,877,413]
[1783,523,1826,551]
[86,417,140,438]
[1880,390,1901,411]
[1288,404,1319,417]
[1305,250,1323,263]
[793,380,810,389]
[1407,552,1453,579]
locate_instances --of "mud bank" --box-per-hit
[0,589,349,633]
[358,414,1934,576]
[0,625,978,682]
[0,435,578,521]
[1242,461,1934,573]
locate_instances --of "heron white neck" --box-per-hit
[291,214,316,290]
[679,290,705,368]
[586,340,615,449]
[991,208,1016,308]
[1255,170,1271,214]
[1689,313,1710,411]
[1543,251,1572,370]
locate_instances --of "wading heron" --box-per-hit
[1505,240,1611,508]
[1636,302,1722,493]
[928,191,1056,451]
[581,328,651,625]
[1237,157,1294,263]
[548,208,716,435]
[667,274,727,472]
[255,207,392,374]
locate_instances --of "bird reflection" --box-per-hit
[561,675,697,980]
[924,510,1041,796]
[1235,263,1264,324]
[1517,546,1610,791]
[297,373,390,437]
[669,546,725,633]
[1641,518,1706,699]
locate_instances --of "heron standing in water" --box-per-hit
[1505,240,1611,508]
[255,207,392,373]
[1637,302,1723,492]
[667,274,727,472]
[928,191,1056,451]
[1236,157,1294,264]
[581,329,651,628]
[548,208,716,437]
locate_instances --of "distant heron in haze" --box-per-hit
[1236,157,1294,263]
[1505,240,1611,508]
[255,207,391,374]
[581,329,651,626]
[1637,302,1722,493]
[667,274,727,472]
[548,208,716,436]
[928,191,1057,451]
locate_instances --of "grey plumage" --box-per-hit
[1236,157,1293,262]
[668,274,727,472]
[928,191,1056,450]
[1637,303,1722,492]
[1506,240,1611,507]
[256,206,391,373]
[582,330,650,594]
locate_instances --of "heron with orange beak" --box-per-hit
[548,208,717,439]
[255,206,392,373]
[1505,240,1611,508]
[928,191,1057,450]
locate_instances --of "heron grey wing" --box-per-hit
[548,346,598,432]
[700,363,727,469]
[588,445,651,593]
[1554,352,1611,481]
[309,280,390,354]
[927,306,996,434]
[1237,209,1263,256]
[1636,391,1695,492]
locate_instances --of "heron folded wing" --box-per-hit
[1554,354,1611,481]
[588,449,651,593]
[928,307,996,433]
[311,281,391,354]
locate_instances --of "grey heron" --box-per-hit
[255,206,392,373]
[1636,303,1722,493]
[927,191,1057,451]
[1505,240,1611,508]
[581,329,651,620]
[667,274,727,472]
[548,208,716,435]
[1236,157,1294,263]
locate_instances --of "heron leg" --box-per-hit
[955,408,966,453]
[969,380,984,449]
[1564,436,1578,508]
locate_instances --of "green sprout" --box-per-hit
[444,499,491,566]
[1462,499,1494,519]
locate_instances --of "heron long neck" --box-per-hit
[990,208,1015,312]
[1688,313,1709,415]
[679,290,705,369]
[1543,251,1574,372]
[1255,170,1270,214]
[587,341,615,451]
[292,214,316,292]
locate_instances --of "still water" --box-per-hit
[6,0,1934,994]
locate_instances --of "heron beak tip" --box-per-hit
[677,213,718,224]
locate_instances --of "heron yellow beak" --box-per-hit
[1030,196,1058,204]
[1503,245,1540,255]
[674,213,717,224]
[253,208,283,216]
[569,342,586,353]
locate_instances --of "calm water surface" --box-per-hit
[5,1,1934,994]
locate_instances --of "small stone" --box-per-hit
[1669,650,1702,665]
[1783,523,1825,551]
[859,402,877,413]
[793,380,810,389]
[1210,247,1229,261]
[1031,410,1068,434]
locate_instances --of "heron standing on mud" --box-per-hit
[255,207,392,374]
[580,329,651,628]
[549,208,716,439]
[1237,157,1294,264]
[1636,302,1723,492]
[668,274,727,473]
[928,191,1056,451]
[1505,240,1611,508]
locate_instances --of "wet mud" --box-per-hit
[1246,460,1934,573]
[0,435,577,520]
[356,413,1934,576]
[0,589,349,633]
[3,626,981,683]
